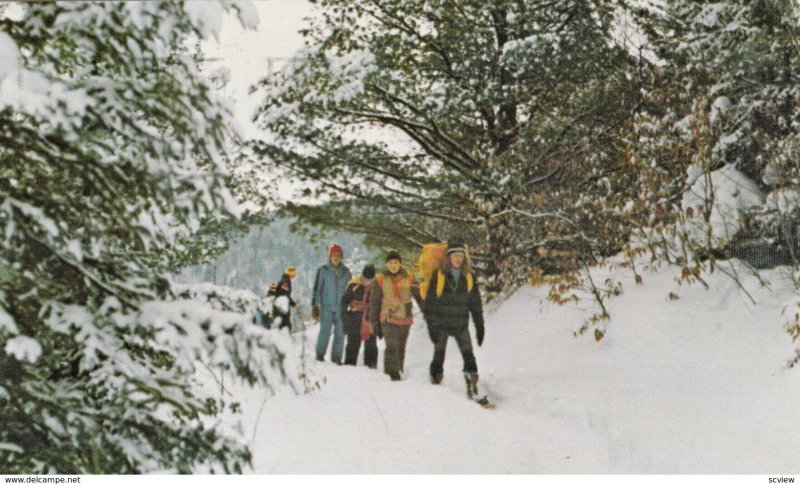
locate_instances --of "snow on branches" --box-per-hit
[0,1,301,474]
[252,0,642,294]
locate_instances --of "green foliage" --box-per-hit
[632,0,800,266]
[252,0,643,293]
[0,1,295,473]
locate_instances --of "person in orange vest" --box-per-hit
[422,239,485,395]
[368,250,422,381]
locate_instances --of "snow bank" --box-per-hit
[682,164,765,248]
[238,261,800,473]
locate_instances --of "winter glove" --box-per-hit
[312,305,320,321]
[475,324,484,347]
[348,300,366,313]
[374,321,383,340]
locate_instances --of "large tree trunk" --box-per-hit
[482,199,514,295]
[478,3,519,295]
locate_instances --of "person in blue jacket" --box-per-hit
[312,244,352,364]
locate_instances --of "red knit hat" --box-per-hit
[329,244,343,257]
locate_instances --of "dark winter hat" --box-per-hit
[329,244,343,257]
[385,249,402,262]
[446,239,466,256]
[362,264,376,279]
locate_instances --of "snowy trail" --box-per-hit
[236,263,800,473]
[242,322,614,473]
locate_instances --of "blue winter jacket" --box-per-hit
[312,262,352,309]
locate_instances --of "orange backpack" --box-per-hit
[418,242,473,299]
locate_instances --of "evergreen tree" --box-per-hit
[0,1,299,473]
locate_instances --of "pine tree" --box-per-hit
[0,1,299,473]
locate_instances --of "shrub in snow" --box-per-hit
[631,0,800,267]
[0,1,301,474]
[680,164,765,250]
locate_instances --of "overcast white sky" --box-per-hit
[202,0,313,139]
[196,0,315,205]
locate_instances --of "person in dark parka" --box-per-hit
[341,264,378,368]
[423,239,485,395]
[267,265,298,331]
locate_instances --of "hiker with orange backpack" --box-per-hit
[368,250,422,381]
[422,239,486,400]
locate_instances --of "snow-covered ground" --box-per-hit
[231,261,800,474]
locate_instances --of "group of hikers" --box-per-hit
[261,240,487,400]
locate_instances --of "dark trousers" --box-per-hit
[383,323,411,375]
[430,325,477,377]
[344,319,378,368]
[277,313,291,331]
[266,312,291,331]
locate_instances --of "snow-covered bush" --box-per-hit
[630,0,800,268]
[0,1,302,473]
[680,164,765,249]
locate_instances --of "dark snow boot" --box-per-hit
[464,373,479,399]
[389,371,402,381]
[430,373,443,385]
